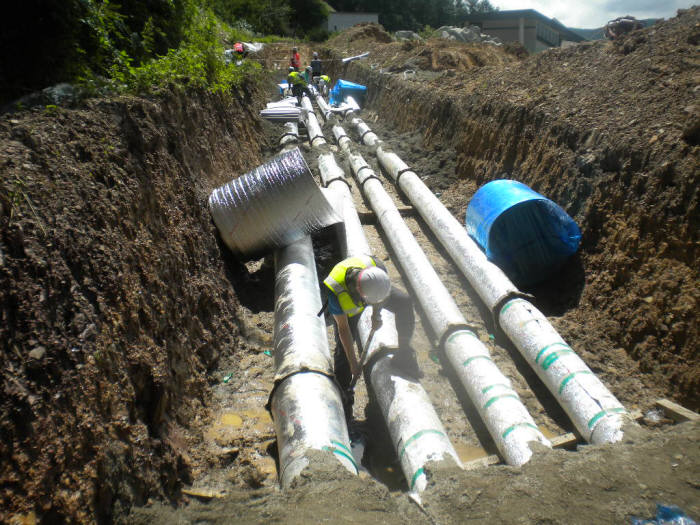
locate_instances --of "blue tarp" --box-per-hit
[466,180,581,286]
[329,79,367,106]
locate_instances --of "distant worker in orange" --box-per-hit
[290,46,301,71]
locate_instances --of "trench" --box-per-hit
[186,85,637,498]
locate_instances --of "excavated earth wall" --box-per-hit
[325,11,699,410]
[0,85,269,522]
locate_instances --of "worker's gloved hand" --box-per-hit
[371,313,383,331]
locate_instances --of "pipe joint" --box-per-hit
[492,291,535,332]
[395,167,416,186]
[437,322,480,354]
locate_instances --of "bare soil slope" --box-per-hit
[0,86,269,522]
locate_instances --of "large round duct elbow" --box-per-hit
[208,148,341,257]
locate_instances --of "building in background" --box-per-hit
[327,12,379,33]
[466,9,585,53]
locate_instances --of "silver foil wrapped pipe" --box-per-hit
[272,236,334,380]
[269,235,356,487]
[208,147,340,257]
[335,121,550,466]
[350,118,630,445]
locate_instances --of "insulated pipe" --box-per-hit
[335,124,550,466]
[268,129,355,488]
[271,371,358,488]
[310,107,461,493]
[300,96,326,148]
[498,298,627,444]
[270,237,357,488]
[353,120,629,444]
[315,94,333,122]
[280,122,299,150]
[374,147,518,313]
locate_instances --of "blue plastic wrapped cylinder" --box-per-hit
[465,180,581,286]
[329,79,367,106]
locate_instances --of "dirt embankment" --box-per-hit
[325,12,699,409]
[0,85,270,522]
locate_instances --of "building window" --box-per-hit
[537,22,560,46]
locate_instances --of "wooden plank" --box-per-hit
[358,206,415,222]
[182,488,226,500]
[655,399,700,423]
[463,453,500,470]
[550,432,578,448]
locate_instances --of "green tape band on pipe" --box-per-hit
[330,440,353,456]
[399,429,447,460]
[558,371,593,394]
[322,445,358,473]
[587,407,626,429]
[446,329,477,345]
[500,298,527,316]
[410,467,425,491]
[542,349,575,370]
[483,394,520,410]
[462,355,493,367]
[482,383,511,394]
[534,342,572,364]
[501,422,539,439]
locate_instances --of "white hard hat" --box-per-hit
[356,267,390,304]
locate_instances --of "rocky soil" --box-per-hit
[0,8,698,525]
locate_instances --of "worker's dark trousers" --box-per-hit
[291,85,311,102]
[334,286,414,419]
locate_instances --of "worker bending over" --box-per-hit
[287,67,312,102]
[322,255,417,417]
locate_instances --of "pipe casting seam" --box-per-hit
[331,117,550,467]
[349,117,630,445]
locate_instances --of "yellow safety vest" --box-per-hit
[288,71,306,86]
[320,75,330,83]
[323,255,376,317]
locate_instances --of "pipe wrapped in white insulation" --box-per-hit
[300,96,327,147]
[353,119,629,445]
[499,298,627,444]
[340,134,550,466]
[370,355,461,494]
[273,236,334,380]
[280,122,299,149]
[443,329,546,465]
[271,371,358,488]
[374,146,518,313]
[208,148,340,256]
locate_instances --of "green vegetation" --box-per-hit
[0,0,319,104]
[0,0,493,103]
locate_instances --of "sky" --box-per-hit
[488,0,696,28]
